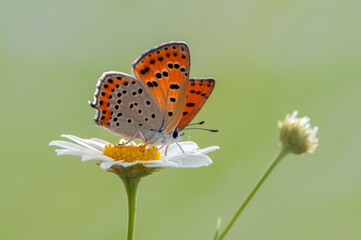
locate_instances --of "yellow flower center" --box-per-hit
[103,143,161,162]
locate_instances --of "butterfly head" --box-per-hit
[147,128,184,146]
[171,128,185,142]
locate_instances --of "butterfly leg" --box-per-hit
[175,142,185,153]
[145,137,161,150]
[120,135,136,145]
[138,131,147,143]
[150,141,184,155]
[121,131,147,145]
[152,144,166,155]
[164,145,169,156]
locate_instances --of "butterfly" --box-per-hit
[89,41,216,150]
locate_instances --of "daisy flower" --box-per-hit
[50,134,219,240]
[49,134,219,174]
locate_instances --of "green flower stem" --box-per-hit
[121,177,141,240]
[218,147,289,240]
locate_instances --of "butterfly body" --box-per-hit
[90,42,215,146]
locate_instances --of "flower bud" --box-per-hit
[278,111,318,154]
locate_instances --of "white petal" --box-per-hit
[100,161,117,169]
[61,135,101,152]
[160,141,199,156]
[164,153,212,168]
[195,146,220,154]
[49,141,90,151]
[115,161,138,167]
[90,138,110,146]
[178,141,200,152]
[79,139,106,152]
[84,139,107,151]
[114,159,165,168]
[82,154,114,162]
[55,149,86,157]
[144,160,178,168]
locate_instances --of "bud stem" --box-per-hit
[218,147,289,240]
[213,217,221,240]
[121,176,141,240]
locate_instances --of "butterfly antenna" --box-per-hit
[186,121,205,127]
[182,127,219,132]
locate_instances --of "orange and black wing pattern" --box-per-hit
[176,78,215,130]
[132,42,191,132]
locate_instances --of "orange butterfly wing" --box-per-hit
[176,78,215,130]
[132,42,190,133]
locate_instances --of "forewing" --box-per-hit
[132,41,190,133]
[90,72,162,140]
[176,78,215,130]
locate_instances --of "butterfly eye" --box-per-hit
[172,129,179,139]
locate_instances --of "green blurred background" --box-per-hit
[1,0,361,239]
